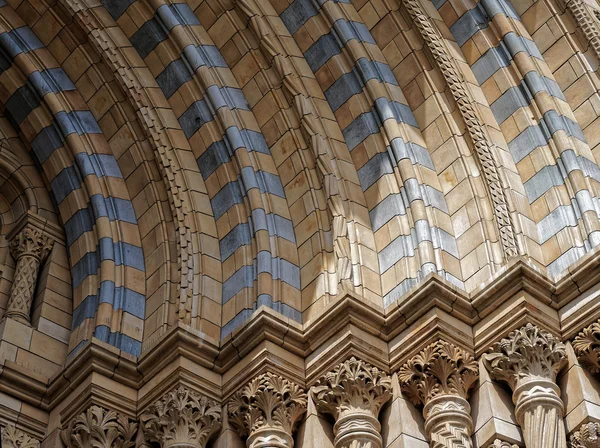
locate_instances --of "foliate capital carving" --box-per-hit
[228,373,307,441]
[1,425,40,448]
[312,357,392,420]
[61,405,138,448]
[488,440,518,448]
[141,386,221,447]
[483,323,567,390]
[570,422,600,447]
[573,320,600,374]
[9,227,53,262]
[397,341,478,407]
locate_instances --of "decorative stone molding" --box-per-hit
[401,0,518,260]
[228,372,308,448]
[1,425,40,448]
[398,341,478,448]
[140,385,221,447]
[61,405,138,448]
[565,0,600,60]
[312,357,392,448]
[484,324,568,448]
[573,319,600,374]
[5,225,53,324]
[570,422,600,447]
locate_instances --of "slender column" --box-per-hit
[228,372,307,448]
[141,385,221,447]
[311,357,392,448]
[398,341,478,448]
[573,319,600,374]
[1,425,40,448]
[484,324,568,448]
[569,422,600,447]
[61,405,138,448]
[5,226,53,325]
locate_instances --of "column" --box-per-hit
[141,385,222,447]
[5,226,53,324]
[228,372,307,448]
[61,405,138,448]
[483,323,568,448]
[569,422,600,447]
[397,340,478,448]
[1,424,40,448]
[311,357,392,448]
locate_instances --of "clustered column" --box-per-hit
[398,340,478,448]
[311,357,392,448]
[483,323,568,448]
[228,372,307,448]
[5,225,53,325]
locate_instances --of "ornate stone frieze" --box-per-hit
[573,319,600,374]
[565,0,600,60]
[484,324,568,448]
[61,405,138,448]
[228,372,307,448]
[570,422,600,447]
[1,425,40,448]
[141,385,221,447]
[401,0,518,260]
[312,357,392,448]
[398,341,478,448]
[5,226,53,324]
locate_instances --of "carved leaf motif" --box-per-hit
[488,440,518,448]
[483,324,567,391]
[61,406,137,448]
[228,373,307,439]
[397,341,478,407]
[1,425,40,448]
[141,386,221,447]
[312,357,392,420]
[9,227,54,261]
[573,320,600,374]
[570,422,600,448]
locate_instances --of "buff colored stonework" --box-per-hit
[2,0,600,444]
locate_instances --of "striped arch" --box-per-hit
[96,0,302,336]
[432,0,600,276]
[275,0,460,305]
[0,2,146,356]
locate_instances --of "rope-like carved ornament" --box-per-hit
[401,0,518,260]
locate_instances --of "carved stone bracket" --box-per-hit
[61,405,138,448]
[573,319,600,374]
[484,324,568,448]
[5,225,53,324]
[312,357,392,448]
[228,372,307,448]
[141,385,221,447]
[1,425,40,448]
[570,422,600,447]
[398,341,478,448]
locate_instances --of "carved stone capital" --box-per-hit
[141,386,221,448]
[488,440,518,448]
[397,340,478,407]
[570,422,600,447]
[397,341,477,448]
[484,324,568,448]
[61,405,138,448]
[1,425,40,448]
[312,357,392,448]
[228,373,307,448]
[573,320,600,374]
[9,226,54,262]
[483,323,567,391]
